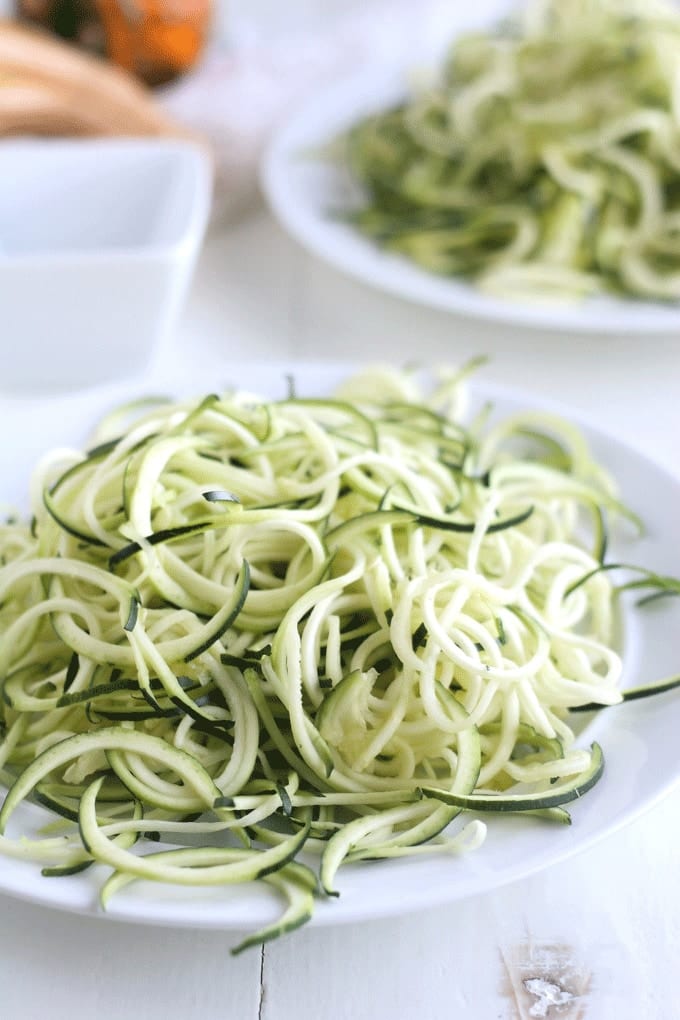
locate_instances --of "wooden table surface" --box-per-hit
[1,207,678,1019]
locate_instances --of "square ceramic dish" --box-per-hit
[0,137,212,391]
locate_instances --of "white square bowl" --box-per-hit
[0,137,212,392]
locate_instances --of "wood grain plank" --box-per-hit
[0,894,263,1019]
[261,787,680,1020]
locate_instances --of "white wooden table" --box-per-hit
[0,207,678,1019]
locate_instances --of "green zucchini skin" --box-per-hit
[420,742,604,812]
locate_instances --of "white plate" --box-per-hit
[1,362,679,934]
[261,64,680,334]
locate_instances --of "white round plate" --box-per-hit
[261,64,680,334]
[0,362,679,935]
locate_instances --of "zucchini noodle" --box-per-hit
[0,364,659,951]
[339,0,680,301]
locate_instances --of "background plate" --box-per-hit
[261,61,680,334]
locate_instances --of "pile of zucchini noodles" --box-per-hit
[341,0,680,300]
[0,364,652,951]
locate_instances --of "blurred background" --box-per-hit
[0,0,476,220]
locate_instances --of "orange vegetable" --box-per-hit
[94,1,212,85]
